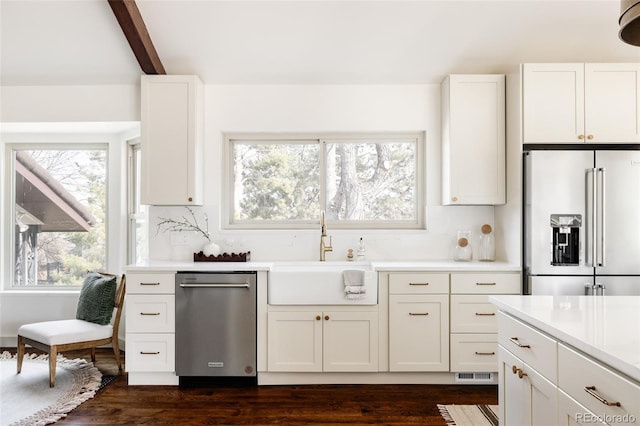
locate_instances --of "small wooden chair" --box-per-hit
[16,273,126,387]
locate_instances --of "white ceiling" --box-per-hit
[1,0,639,87]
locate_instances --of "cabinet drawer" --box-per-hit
[389,273,449,294]
[451,272,520,294]
[126,295,175,332]
[127,273,175,294]
[451,295,497,333]
[125,333,175,372]
[450,334,498,372]
[498,311,557,383]
[558,343,640,424]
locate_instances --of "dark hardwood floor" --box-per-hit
[3,348,497,425]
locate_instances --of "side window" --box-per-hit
[13,147,107,286]
[128,141,147,265]
[225,133,424,229]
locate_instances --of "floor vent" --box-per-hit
[455,372,494,382]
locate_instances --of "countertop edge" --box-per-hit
[489,295,640,384]
[126,260,521,273]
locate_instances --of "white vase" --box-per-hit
[203,242,221,257]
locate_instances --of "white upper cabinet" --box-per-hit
[441,74,506,205]
[523,63,640,144]
[141,75,204,205]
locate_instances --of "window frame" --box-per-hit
[127,139,147,265]
[223,132,425,230]
[5,142,111,289]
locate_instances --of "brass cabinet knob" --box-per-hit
[188,197,193,202]
[315,315,321,321]
[587,134,594,140]
[512,365,518,374]
[579,134,585,140]
[324,315,330,321]
[452,196,458,202]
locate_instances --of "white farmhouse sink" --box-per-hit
[268,261,377,305]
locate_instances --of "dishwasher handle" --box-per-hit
[179,283,250,289]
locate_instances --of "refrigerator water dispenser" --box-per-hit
[550,214,581,266]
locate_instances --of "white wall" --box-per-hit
[148,84,504,263]
[0,82,521,346]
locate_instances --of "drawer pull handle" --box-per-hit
[584,386,621,407]
[475,312,496,316]
[476,282,496,286]
[140,282,160,286]
[509,337,531,348]
[475,351,495,356]
[409,312,429,316]
[140,312,161,316]
[140,351,160,355]
[409,282,429,286]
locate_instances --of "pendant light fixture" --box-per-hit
[620,0,640,46]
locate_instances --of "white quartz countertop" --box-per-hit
[126,260,520,273]
[489,295,640,383]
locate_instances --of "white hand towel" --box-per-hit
[343,270,365,287]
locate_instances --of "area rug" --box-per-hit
[437,404,499,426]
[0,351,102,426]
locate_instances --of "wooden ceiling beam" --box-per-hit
[108,0,166,75]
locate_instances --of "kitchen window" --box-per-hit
[127,140,147,265]
[10,145,108,287]
[224,132,425,229]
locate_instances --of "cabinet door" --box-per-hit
[499,346,558,426]
[267,311,322,372]
[442,74,505,205]
[498,346,527,426]
[585,63,640,143]
[322,311,379,372]
[141,75,203,205]
[389,294,449,371]
[523,63,585,144]
[557,390,608,426]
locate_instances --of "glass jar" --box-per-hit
[478,224,495,262]
[454,230,472,262]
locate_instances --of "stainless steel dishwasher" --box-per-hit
[175,271,257,380]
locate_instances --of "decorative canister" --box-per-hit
[454,230,472,261]
[478,224,496,262]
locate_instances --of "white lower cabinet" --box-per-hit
[388,272,450,372]
[389,294,449,371]
[558,390,607,426]
[125,271,178,385]
[558,343,640,425]
[497,309,640,426]
[498,346,558,426]
[267,309,378,372]
[450,272,520,373]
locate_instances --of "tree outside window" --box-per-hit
[227,133,423,229]
[13,148,107,286]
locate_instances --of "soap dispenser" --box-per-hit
[356,238,366,261]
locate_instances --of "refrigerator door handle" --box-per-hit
[596,167,605,267]
[585,168,597,267]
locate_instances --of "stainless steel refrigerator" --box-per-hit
[524,149,640,295]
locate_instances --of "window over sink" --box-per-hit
[223,132,425,230]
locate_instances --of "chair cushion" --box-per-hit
[18,319,113,346]
[76,272,117,325]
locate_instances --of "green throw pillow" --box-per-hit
[76,272,117,325]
